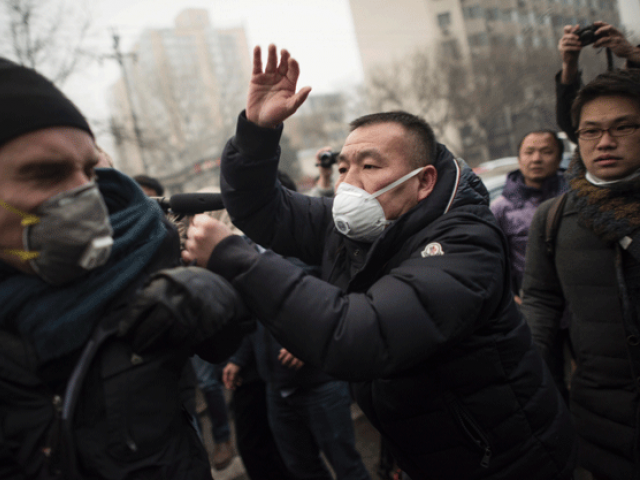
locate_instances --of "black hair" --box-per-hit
[133,174,164,196]
[277,170,297,192]
[349,111,437,168]
[571,69,640,129]
[516,130,564,158]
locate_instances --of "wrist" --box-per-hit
[626,46,640,63]
[560,62,579,84]
[246,107,279,129]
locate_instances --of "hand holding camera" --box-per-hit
[317,151,339,169]
[575,24,603,47]
[561,22,638,63]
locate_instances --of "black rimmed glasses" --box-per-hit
[576,123,640,140]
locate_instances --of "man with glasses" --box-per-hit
[521,68,640,480]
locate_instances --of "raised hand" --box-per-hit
[593,22,640,63]
[246,44,312,129]
[559,25,582,65]
[558,25,582,84]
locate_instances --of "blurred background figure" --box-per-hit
[133,174,164,197]
[491,129,568,305]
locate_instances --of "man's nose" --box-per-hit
[65,169,93,191]
[596,130,617,149]
[342,168,363,188]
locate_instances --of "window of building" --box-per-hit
[463,5,483,19]
[438,12,451,28]
[441,39,460,59]
[469,32,489,46]
[485,7,499,21]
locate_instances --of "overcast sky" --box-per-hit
[64,0,363,138]
[53,0,640,149]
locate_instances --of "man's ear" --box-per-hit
[417,165,437,202]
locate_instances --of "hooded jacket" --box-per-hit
[209,112,578,480]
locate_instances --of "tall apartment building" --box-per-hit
[109,9,250,192]
[348,0,619,163]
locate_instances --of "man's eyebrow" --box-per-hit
[337,148,383,163]
[355,148,384,162]
[17,159,69,174]
[581,115,640,126]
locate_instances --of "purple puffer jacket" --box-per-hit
[490,170,567,294]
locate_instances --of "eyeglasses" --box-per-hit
[576,123,640,140]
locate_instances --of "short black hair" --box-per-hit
[133,175,164,196]
[277,170,297,192]
[349,111,437,168]
[571,69,640,129]
[516,130,564,158]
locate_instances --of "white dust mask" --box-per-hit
[332,167,424,243]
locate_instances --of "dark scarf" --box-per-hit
[0,169,167,363]
[565,153,640,244]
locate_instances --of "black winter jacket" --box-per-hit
[209,113,578,480]
[522,190,640,480]
[0,222,251,480]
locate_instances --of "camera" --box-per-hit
[318,151,339,169]
[576,24,603,47]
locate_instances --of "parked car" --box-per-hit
[472,157,518,203]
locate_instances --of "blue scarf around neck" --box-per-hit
[0,168,167,363]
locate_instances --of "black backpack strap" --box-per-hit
[545,192,568,257]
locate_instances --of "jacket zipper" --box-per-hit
[452,401,492,468]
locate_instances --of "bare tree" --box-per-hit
[364,43,569,163]
[0,0,92,85]
[109,52,249,191]
[366,47,469,143]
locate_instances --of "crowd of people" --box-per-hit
[1,19,640,480]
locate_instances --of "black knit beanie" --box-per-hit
[0,58,93,149]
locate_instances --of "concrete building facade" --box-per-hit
[109,9,250,192]
[348,0,620,163]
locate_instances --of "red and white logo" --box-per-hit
[421,242,444,257]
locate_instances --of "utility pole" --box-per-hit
[110,31,148,173]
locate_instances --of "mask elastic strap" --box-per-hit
[3,249,39,261]
[371,167,425,199]
[0,199,40,226]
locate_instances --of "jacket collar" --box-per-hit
[342,144,491,290]
[501,169,567,208]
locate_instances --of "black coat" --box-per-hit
[0,223,251,479]
[522,191,640,480]
[208,113,578,480]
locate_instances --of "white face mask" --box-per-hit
[332,167,424,243]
